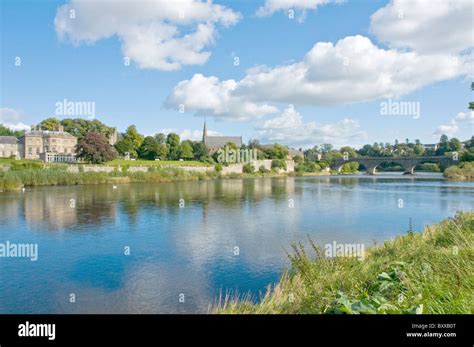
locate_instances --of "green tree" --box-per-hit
[339,146,357,158]
[156,143,169,160]
[115,138,137,158]
[413,144,425,156]
[166,133,181,160]
[40,117,61,130]
[124,125,144,149]
[436,134,449,155]
[448,137,463,152]
[154,133,167,145]
[248,139,262,150]
[138,136,159,160]
[76,132,117,164]
[59,118,115,140]
[192,141,208,160]
[179,140,194,160]
[0,124,25,138]
[264,144,289,159]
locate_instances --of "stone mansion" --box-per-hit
[0,125,78,163]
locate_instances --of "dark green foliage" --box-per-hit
[76,132,118,164]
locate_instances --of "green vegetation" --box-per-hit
[214,212,474,314]
[76,132,118,164]
[295,161,321,174]
[271,159,287,171]
[39,117,116,140]
[339,162,359,174]
[416,163,440,172]
[444,162,474,180]
[243,163,255,174]
[105,159,208,167]
[0,167,217,191]
[0,124,25,138]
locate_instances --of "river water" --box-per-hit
[0,173,473,313]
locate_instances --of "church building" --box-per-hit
[202,120,242,154]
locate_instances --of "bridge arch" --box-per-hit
[332,156,457,175]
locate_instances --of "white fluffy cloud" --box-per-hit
[256,106,366,147]
[256,0,342,18]
[165,74,279,120]
[371,0,473,54]
[167,35,468,119]
[55,0,240,71]
[0,108,30,131]
[434,111,473,136]
[455,111,474,124]
[434,122,459,136]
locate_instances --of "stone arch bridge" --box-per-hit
[332,156,457,175]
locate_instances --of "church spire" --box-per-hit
[202,118,207,143]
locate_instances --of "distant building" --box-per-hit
[202,121,242,153]
[0,136,20,159]
[260,144,304,160]
[423,143,438,151]
[287,148,305,159]
[20,125,77,162]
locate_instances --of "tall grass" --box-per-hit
[214,212,474,314]
[0,167,219,191]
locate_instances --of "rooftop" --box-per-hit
[0,136,18,144]
[204,136,242,148]
[24,130,76,138]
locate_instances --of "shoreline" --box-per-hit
[213,211,474,314]
[0,169,454,192]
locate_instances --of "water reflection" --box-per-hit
[0,175,473,313]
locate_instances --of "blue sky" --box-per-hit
[1,0,472,149]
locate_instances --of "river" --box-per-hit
[0,173,473,313]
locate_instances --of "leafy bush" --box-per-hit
[340,162,359,174]
[444,162,474,180]
[243,163,255,174]
[214,163,223,173]
[296,161,321,173]
[293,155,304,164]
[259,165,270,174]
[200,155,215,164]
[271,159,287,171]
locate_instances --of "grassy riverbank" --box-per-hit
[0,167,218,191]
[0,167,302,191]
[214,212,474,314]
